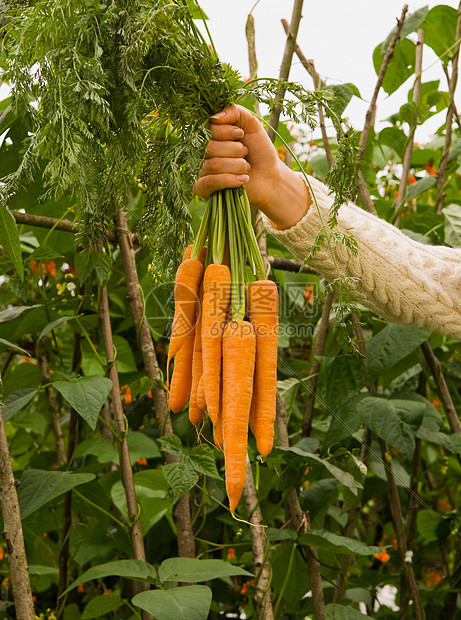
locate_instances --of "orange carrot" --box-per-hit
[168,326,195,413]
[247,280,279,458]
[182,244,207,263]
[189,285,205,425]
[222,319,256,513]
[201,264,231,425]
[168,258,203,363]
[197,375,206,411]
[213,402,224,451]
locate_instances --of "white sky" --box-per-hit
[198,0,460,142]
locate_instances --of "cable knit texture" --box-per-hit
[264,175,461,340]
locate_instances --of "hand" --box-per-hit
[193,104,311,230]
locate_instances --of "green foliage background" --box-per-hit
[0,2,461,619]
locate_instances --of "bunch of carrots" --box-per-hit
[166,186,279,514]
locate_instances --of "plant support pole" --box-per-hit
[0,407,35,620]
[116,210,195,559]
[267,0,304,142]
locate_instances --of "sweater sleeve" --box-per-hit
[263,175,461,340]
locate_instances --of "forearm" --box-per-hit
[264,175,461,340]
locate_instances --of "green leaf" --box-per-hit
[318,355,365,409]
[417,509,443,543]
[327,83,361,118]
[132,586,212,620]
[298,529,383,556]
[63,560,158,597]
[186,447,221,479]
[38,315,83,341]
[0,207,24,280]
[112,335,137,373]
[373,38,415,95]
[382,6,429,52]
[127,431,161,463]
[277,444,362,494]
[157,434,183,456]
[163,461,198,503]
[159,558,253,584]
[19,469,95,519]
[325,604,369,620]
[406,175,437,200]
[94,253,112,285]
[29,245,64,261]
[2,388,38,421]
[366,324,430,383]
[74,251,101,283]
[357,396,424,459]
[422,5,458,62]
[443,204,461,248]
[0,338,31,356]
[28,565,59,576]
[53,376,113,429]
[81,593,125,619]
[0,304,41,324]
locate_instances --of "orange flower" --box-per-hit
[425,162,437,176]
[147,391,152,399]
[125,387,132,404]
[432,398,440,408]
[77,584,84,593]
[227,548,236,560]
[32,596,36,602]
[374,548,390,563]
[408,175,416,184]
[276,146,286,162]
[42,532,48,538]
[156,341,164,354]
[426,571,442,587]
[304,284,314,304]
[0,548,3,560]
[240,579,255,594]
[103,588,113,595]
[439,501,452,511]
[136,458,147,466]
[47,261,56,277]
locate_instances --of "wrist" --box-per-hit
[257,163,311,231]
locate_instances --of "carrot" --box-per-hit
[247,280,279,458]
[201,264,231,424]
[222,319,256,513]
[213,401,224,451]
[189,285,205,425]
[197,375,206,411]
[168,326,195,413]
[182,244,207,263]
[168,258,203,363]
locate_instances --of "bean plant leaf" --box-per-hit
[299,529,383,556]
[132,586,212,620]
[365,324,430,383]
[186,447,222,479]
[381,6,429,52]
[19,469,95,519]
[277,444,362,494]
[373,39,415,95]
[53,376,113,429]
[422,5,458,62]
[406,175,436,200]
[81,594,125,620]
[325,604,370,620]
[357,396,425,459]
[0,338,30,355]
[157,434,183,456]
[0,206,24,280]
[158,558,253,584]
[2,388,38,421]
[63,560,158,597]
[38,314,83,341]
[443,204,461,248]
[163,461,198,503]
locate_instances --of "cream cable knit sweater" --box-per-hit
[264,175,461,340]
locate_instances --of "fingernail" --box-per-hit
[233,127,244,138]
[242,145,249,156]
[237,174,249,182]
[211,111,225,120]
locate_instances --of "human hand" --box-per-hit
[193,104,310,230]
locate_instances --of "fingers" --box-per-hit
[206,139,248,159]
[203,156,250,177]
[210,104,256,131]
[193,173,250,200]
[209,123,244,141]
